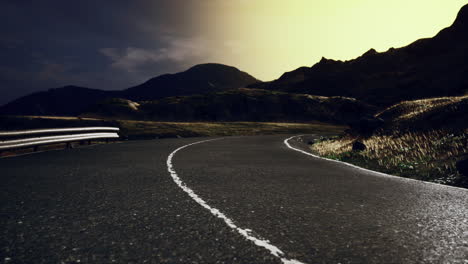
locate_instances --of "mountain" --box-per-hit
[0,64,258,116]
[250,4,468,107]
[83,88,376,124]
[123,63,258,101]
[0,86,119,116]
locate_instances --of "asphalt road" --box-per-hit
[1,135,467,263]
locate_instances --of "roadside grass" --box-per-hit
[1,114,346,139]
[116,120,346,139]
[310,129,468,187]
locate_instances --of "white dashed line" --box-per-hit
[167,138,306,264]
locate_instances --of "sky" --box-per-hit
[0,0,466,105]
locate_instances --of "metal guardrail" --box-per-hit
[0,127,120,151]
[0,127,119,136]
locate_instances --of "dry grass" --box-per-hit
[311,95,468,187]
[1,115,346,139]
[311,129,468,186]
[116,120,346,139]
[376,95,468,121]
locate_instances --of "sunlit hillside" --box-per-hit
[310,95,468,187]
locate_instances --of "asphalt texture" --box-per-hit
[1,135,467,264]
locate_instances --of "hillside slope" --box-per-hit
[310,94,468,187]
[84,88,376,124]
[376,95,468,132]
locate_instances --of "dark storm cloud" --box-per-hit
[0,0,207,104]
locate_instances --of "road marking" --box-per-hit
[284,135,468,192]
[167,138,306,264]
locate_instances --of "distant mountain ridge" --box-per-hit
[0,86,120,116]
[0,63,258,116]
[249,4,468,106]
[2,4,468,122]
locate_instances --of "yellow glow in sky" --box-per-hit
[194,0,467,81]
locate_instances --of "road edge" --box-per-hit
[284,135,468,192]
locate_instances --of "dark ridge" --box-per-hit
[122,63,258,101]
[0,64,258,116]
[249,4,468,107]
[453,4,468,28]
[362,48,378,57]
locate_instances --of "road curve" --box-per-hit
[1,135,467,263]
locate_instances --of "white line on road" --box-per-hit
[284,135,468,192]
[167,138,306,264]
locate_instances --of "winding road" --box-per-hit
[1,135,467,263]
